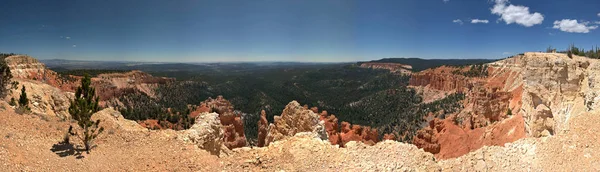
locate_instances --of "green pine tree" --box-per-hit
[68,74,104,152]
[18,85,29,108]
[0,55,12,97]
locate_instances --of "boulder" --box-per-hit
[264,101,323,146]
[179,112,226,155]
[91,108,147,132]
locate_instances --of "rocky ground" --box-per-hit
[1,99,599,171]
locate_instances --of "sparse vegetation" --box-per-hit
[452,64,489,77]
[68,74,104,152]
[546,46,556,53]
[558,44,600,59]
[18,86,29,108]
[15,85,31,114]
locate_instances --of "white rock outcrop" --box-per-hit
[264,101,326,146]
[179,112,227,155]
[7,79,72,120]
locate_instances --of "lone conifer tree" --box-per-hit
[18,85,28,108]
[0,55,12,97]
[69,74,103,152]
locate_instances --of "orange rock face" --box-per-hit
[414,114,525,159]
[138,119,162,130]
[409,66,471,92]
[383,133,396,141]
[410,64,527,159]
[320,114,378,147]
[257,110,269,147]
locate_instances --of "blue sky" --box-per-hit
[1,0,599,62]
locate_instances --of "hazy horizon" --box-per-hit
[2,0,599,62]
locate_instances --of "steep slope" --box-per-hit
[2,100,599,171]
[5,79,73,120]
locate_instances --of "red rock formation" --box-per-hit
[257,110,269,147]
[139,119,162,130]
[410,64,527,159]
[408,67,471,92]
[465,86,513,129]
[413,114,526,159]
[329,120,378,147]
[383,133,396,140]
[257,104,384,147]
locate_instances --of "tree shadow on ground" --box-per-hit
[50,141,86,159]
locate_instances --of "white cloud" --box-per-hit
[598,13,600,17]
[443,0,450,3]
[453,19,463,25]
[72,44,77,48]
[595,21,600,24]
[491,0,544,27]
[471,19,489,24]
[549,32,555,36]
[66,36,71,40]
[553,19,598,33]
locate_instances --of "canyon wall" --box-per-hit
[411,52,600,159]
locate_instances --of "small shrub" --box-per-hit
[9,97,16,106]
[18,86,29,108]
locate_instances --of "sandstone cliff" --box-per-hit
[6,79,73,120]
[5,55,173,108]
[5,55,79,91]
[411,52,600,159]
[93,70,173,102]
